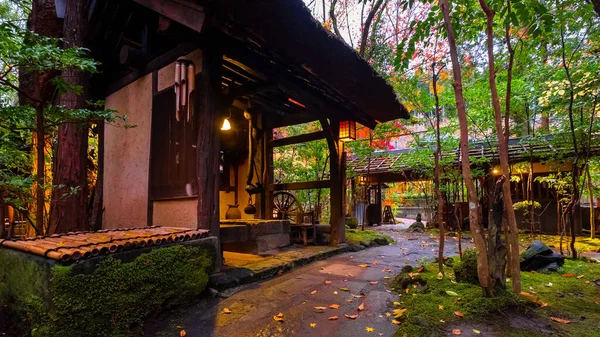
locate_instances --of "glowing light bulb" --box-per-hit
[221,118,231,130]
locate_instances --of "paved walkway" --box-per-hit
[147,225,472,337]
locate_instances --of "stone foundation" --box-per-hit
[220,220,291,254]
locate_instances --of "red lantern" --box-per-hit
[339,120,356,142]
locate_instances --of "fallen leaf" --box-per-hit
[452,329,462,335]
[325,280,332,285]
[222,308,231,314]
[273,315,284,322]
[405,288,409,294]
[311,290,317,295]
[437,272,443,280]
[344,313,358,319]
[454,311,464,317]
[358,302,365,311]
[328,316,339,320]
[519,292,548,307]
[347,299,354,303]
[180,330,186,337]
[314,306,327,310]
[585,280,590,284]
[352,294,364,298]
[440,319,445,323]
[365,327,374,333]
[391,319,401,325]
[385,312,391,317]
[545,282,553,287]
[310,323,317,328]
[393,308,407,318]
[438,305,444,310]
[341,287,350,291]
[276,312,284,318]
[302,301,307,304]
[562,273,576,278]
[373,260,379,265]
[329,304,340,309]
[334,291,338,295]
[393,301,401,306]
[358,264,369,268]
[446,290,459,296]
[473,329,481,334]
[370,281,379,285]
[551,317,570,324]
[418,266,425,272]
[577,274,585,279]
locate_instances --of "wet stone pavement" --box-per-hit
[147,225,473,337]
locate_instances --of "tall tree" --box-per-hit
[49,0,90,234]
[440,0,493,296]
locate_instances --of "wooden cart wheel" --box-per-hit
[273,191,304,224]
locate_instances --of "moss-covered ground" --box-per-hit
[346,228,394,245]
[391,257,600,337]
[518,234,600,254]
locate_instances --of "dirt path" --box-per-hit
[146,226,473,337]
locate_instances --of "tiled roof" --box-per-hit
[0,226,210,263]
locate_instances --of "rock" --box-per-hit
[359,240,370,247]
[359,245,367,250]
[401,265,414,273]
[208,288,219,297]
[349,244,360,252]
[374,237,388,246]
[520,240,564,272]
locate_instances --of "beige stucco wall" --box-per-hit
[103,48,261,229]
[103,73,153,229]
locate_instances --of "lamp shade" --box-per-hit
[339,120,356,141]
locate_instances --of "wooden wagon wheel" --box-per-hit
[273,191,304,224]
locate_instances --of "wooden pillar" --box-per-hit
[264,123,274,220]
[197,46,222,268]
[321,118,344,245]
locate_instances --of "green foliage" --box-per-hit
[513,200,541,213]
[0,245,214,337]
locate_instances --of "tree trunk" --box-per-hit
[49,0,90,235]
[489,176,507,291]
[478,0,521,293]
[90,122,104,231]
[587,166,595,239]
[441,0,492,297]
[359,0,386,57]
[432,62,445,274]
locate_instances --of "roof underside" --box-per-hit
[89,0,408,129]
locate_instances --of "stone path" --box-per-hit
[147,225,473,337]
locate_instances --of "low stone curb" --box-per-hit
[209,244,352,291]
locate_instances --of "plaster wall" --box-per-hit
[103,73,152,229]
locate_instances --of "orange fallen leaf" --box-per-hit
[358,302,365,311]
[519,292,548,307]
[329,304,340,309]
[440,319,445,323]
[310,323,317,328]
[370,281,379,285]
[576,274,585,279]
[325,280,332,285]
[347,299,354,303]
[585,280,590,284]
[562,273,575,278]
[452,329,462,335]
[344,313,358,319]
[438,305,444,310]
[180,330,186,337]
[373,260,379,265]
[551,317,570,324]
[418,266,425,273]
[365,327,374,332]
[385,312,391,317]
[405,288,409,294]
[222,308,231,314]
[391,319,401,325]
[273,314,284,322]
[314,306,327,310]
[328,316,339,320]
[454,311,464,317]
[358,264,369,268]
[311,290,317,295]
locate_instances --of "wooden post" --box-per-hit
[321,118,345,245]
[264,123,274,220]
[197,46,222,268]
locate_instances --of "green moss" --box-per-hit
[345,229,393,245]
[1,244,215,337]
[519,234,600,253]
[453,249,479,285]
[392,259,600,337]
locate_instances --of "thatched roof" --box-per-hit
[210,0,409,124]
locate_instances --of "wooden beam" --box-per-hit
[106,43,197,96]
[272,131,326,147]
[273,113,319,128]
[131,0,206,33]
[270,180,331,191]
